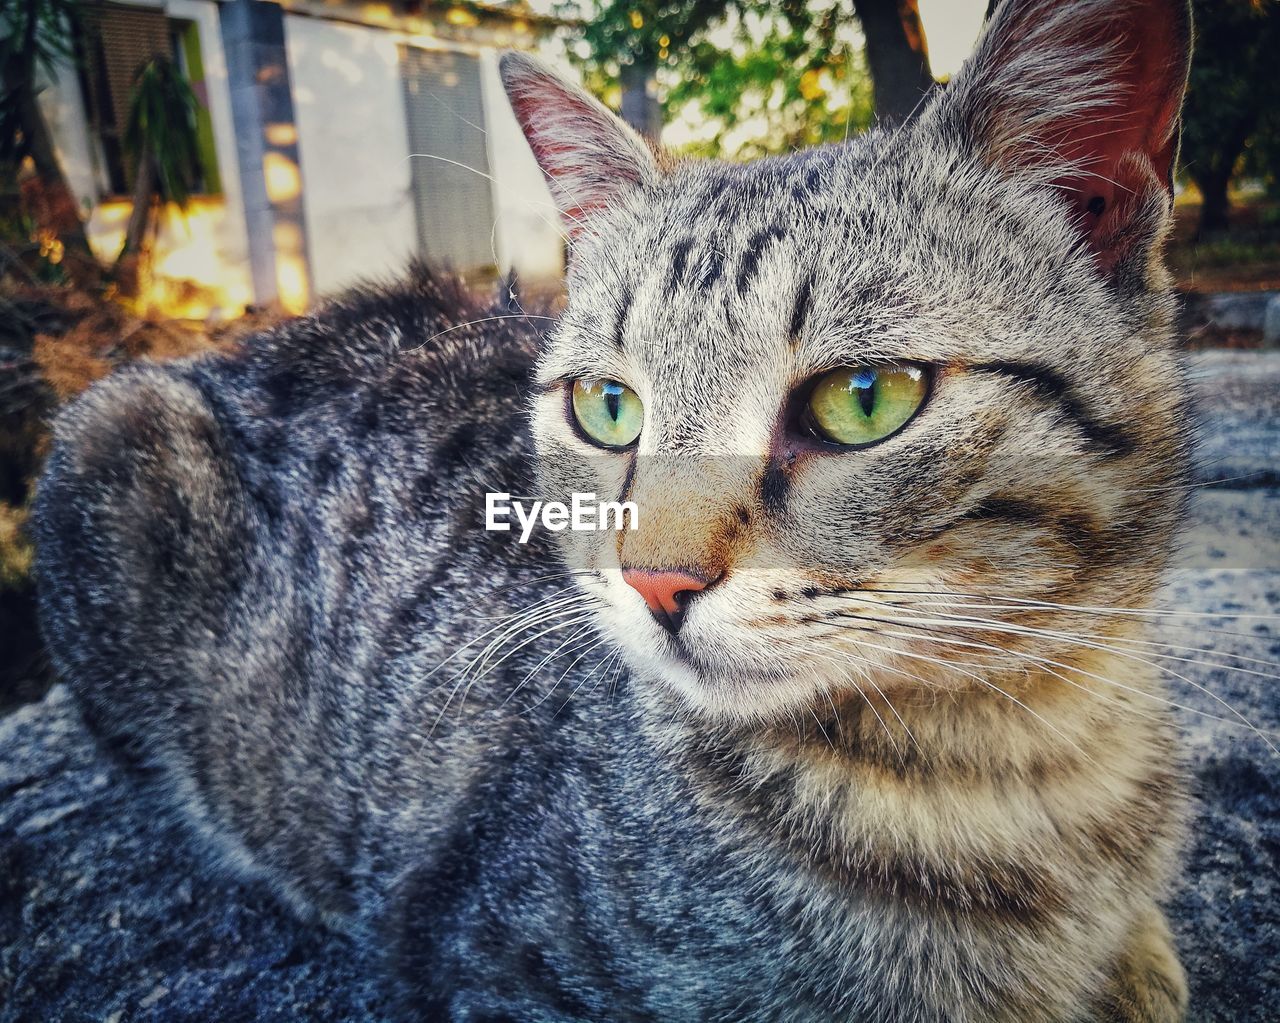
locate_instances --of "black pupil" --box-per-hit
[605,387,622,422]
[855,377,876,417]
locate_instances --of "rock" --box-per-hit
[1264,294,1280,348]
[1202,291,1280,333]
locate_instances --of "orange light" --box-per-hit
[799,69,825,101]
[88,197,255,320]
[271,221,310,315]
[275,253,310,315]
[446,5,479,27]
[264,122,299,147]
[263,152,303,203]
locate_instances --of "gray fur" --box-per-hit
[35,1,1198,1019]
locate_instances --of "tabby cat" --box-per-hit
[35,0,1195,1019]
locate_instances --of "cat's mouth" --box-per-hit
[616,610,824,719]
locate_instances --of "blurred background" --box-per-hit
[1,0,1278,711]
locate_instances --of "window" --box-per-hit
[76,2,218,197]
[400,47,496,273]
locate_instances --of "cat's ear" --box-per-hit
[931,0,1192,273]
[499,52,662,239]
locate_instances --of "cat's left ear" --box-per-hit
[929,0,1192,274]
[499,52,663,240]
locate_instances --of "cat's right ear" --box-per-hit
[499,52,662,239]
[927,0,1192,276]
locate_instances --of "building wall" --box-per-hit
[283,14,418,298]
[37,0,564,312]
[284,14,564,299]
[478,49,565,285]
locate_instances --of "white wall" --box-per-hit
[35,59,99,213]
[36,0,564,306]
[285,16,564,297]
[283,14,419,297]
[478,49,564,283]
[168,0,251,267]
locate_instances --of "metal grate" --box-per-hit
[400,47,496,274]
[79,1,173,194]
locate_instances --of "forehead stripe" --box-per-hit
[612,286,632,349]
[789,272,814,346]
[666,237,694,297]
[736,223,788,298]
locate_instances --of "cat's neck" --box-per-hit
[637,643,1182,898]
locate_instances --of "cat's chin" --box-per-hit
[628,646,830,724]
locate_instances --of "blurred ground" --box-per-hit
[1170,199,1280,296]
[0,350,1276,1021]
[1171,198,1280,349]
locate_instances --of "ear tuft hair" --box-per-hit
[928,0,1192,272]
[498,52,662,239]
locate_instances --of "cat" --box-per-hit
[34,0,1195,1019]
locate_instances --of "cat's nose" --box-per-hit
[621,568,714,635]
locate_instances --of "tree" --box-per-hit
[564,1,728,140]
[0,0,99,285]
[664,2,874,158]
[563,0,935,149]
[1180,0,1280,237]
[116,54,199,298]
[849,0,932,123]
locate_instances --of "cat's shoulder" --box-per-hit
[220,264,545,417]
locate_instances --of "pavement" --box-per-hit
[1,350,1276,1022]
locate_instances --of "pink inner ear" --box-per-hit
[501,59,657,242]
[1043,7,1188,267]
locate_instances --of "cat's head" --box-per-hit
[500,0,1193,722]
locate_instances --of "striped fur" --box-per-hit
[35,1,1194,1019]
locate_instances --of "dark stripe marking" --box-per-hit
[679,738,1066,930]
[973,361,1134,458]
[612,287,633,348]
[955,497,1102,553]
[789,273,814,344]
[760,461,791,514]
[736,224,787,296]
[667,237,694,296]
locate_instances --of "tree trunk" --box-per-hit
[15,86,100,287]
[115,148,155,299]
[1193,166,1232,238]
[620,56,662,142]
[851,0,935,123]
[1190,115,1257,241]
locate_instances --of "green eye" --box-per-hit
[571,378,644,449]
[804,364,929,447]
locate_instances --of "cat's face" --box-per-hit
[503,0,1192,722]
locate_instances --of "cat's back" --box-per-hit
[38,271,541,651]
[33,272,555,914]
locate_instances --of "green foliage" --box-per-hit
[1179,233,1280,270]
[1180,0,1280,220]
[560,0,873,158]
[666,3,873,158]
[563,0,727,66]
[124,55,200,207]
[0,0,82,165]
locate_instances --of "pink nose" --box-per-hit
[622,569,712,634]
